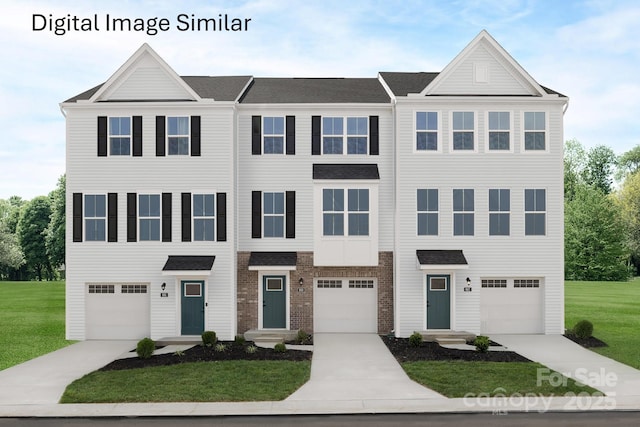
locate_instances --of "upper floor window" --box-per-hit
[167,116,189,155]
[453,189,474,235]
[416,112,438,151]
[109,117,131,155]
[348,189,369,236]
[417,189,438,235]
[452,112,474,150]
[323,188,344,235]
[264,192,285,237]
[489,189,510,236]
[323,188,369,236]
[524,112,546,150]
[193,194,215,241]
[488,112,510,150]
[525,189,546,235]
[263,117,284,154]
[85,194,106,241]
[139,194,161,241]
[323,117,368,155]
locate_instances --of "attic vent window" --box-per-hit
[474,63,489,84]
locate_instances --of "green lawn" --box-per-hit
[60,360,311,403]
[565,279,640,369]
[0,281,72,371]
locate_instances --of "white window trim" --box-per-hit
[138,192,161,242]
[322,116,369,156]
[322,187,371,238]
[192,192,216,242]
[524,188,547,237]
[167,116,190,156]
[417,188,439,237]
[452,189,475,237]
[413,110,442,154]
[488,188,510,237]
[485,111,514,153]
[263,116,285,155]
[521,111,549,154]
[108,116,132,156]
[84,193,107,242]
[263,191,285,239]
[449,111,478,153]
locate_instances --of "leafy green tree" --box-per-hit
[564,139,587,200]
[617,145,640,180]
[581,145,617,195]
[0,198,26,278]
[0,223,24,269]
[17,196,53,281]
[45,175,65,269]
[615,171,640,259]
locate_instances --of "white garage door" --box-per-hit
[314,279,377,333]
[85,283,150,339]
[480,279,543,334]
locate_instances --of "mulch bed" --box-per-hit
[563,333,608,348]
[381,336,531,363]
[99,342,312,372]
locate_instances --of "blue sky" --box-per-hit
[1,0,639,199]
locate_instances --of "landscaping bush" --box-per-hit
[234,335,246,346]
[409,331,423,347]
[474,335,490,353]
[136,337,155,359]
[274,343,287,353]
[201,331,217,347]
[245,345,257,354]
[295,330,311,345]
[573,320,594,339]
[215,343,227,352]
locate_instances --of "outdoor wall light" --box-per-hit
[161,282,166,291]
[299,278,304,285]
[466,277,471,286]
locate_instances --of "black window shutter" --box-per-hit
[72,193,82,242]
[181,193,191,242]
[132,116,142,156]
[127,193,137,242]
[251,191,262,238]
[162,193,172,242]
[369,115,379,155]
[191,116,201,156]
[252,115,261,155]
[97,116,107,157]
[311,116,321,155]
[286,116,296,155]
[155,116,165,156]
[286,191,296,239]
[107,193,117,242]
[217,193,227,242]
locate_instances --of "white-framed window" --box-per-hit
[417,189,438,235]
[524,112,546,151]
[481,279,507,288]
[488,112,510,151]
[348,189,369,236]
[525,189,546,235]
[452,111,474,150]
[322,117,368,155]
[139,194,161,241]
[489,189,510,236]
[84,194,106,241]
[317,279,343,288]
[322,188,369,236]
[348,279,374,289]
[453,189,474,236]
[263,117,284,154]
[514,279,540,288]
[193,193,215,241]
[88,284,114,294]
[322,188,344,236]
[121,284,148,294]
[167,116,189,155]
[109,117,131,155]
[416,112,438,151]
[263,192,285,238]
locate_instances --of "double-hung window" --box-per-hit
[346,117,368,154]
[489,189,510,235]
[193,194,215,241]
[524,112,546,150]
[323,189,370,236]
[323,189,344,235]
[488,112,510,150]
[452,112,474,150]
[525,189,546,235]
[453,189,474,236]
[263,192,285,237]
[167,116,189,155]
[139,194,161,241]
[348,189,369,235]
[417,189,438,235]
[322,117,368,154]
[109,117,131,155]
[263,117,284,154]
[416,112,438,151]
[85,194,106,241]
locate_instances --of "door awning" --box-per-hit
[248,252,297,271]
[162,256,215,276]
[416,250,468,270]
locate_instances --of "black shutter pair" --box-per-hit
[311,115,379,155]
[97,116,142,156]
[251,191,295,238]
[156,116,201,156]
[72,193,118,242]
[180,193,227,242]
[251,115,296,155]
[126,193,172,242]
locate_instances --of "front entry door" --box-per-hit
[426,275,451,329]
[181,281,205,335]
[263,276,286,328]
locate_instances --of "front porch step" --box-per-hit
[419,330,476,343]
[435,337,468,345]
[156,336,201,346]
[244,329,298,343]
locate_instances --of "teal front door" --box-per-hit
[263,276,286,328]
[181,281,205,335]
[426,275,451,329]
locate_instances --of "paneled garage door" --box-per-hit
[314,279,377,333]
[85,283,150,339]
[480,279,543,334]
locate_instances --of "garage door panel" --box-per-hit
[480,281,543,334]
[86,283,150,339]
[314,280,377,333]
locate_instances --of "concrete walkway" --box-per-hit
[492,334,640,397]
[286,333,444,401]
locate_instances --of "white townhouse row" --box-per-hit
[61,31,567,341]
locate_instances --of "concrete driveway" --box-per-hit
[0,340,135,404]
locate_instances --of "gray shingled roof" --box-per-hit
[248,252,297,267]
[162,255,215,271]
[239,78,390,104]
[313,164,380,180]
[378,72,439,96]
[416,250,468,265]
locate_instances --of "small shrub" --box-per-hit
[215,343,227,352]
[474,335,490,353]
[173,349,185,357]
[295,330,311,344]
[274,342,287,353]
[234,335,246,346]
[574,320,594,339]
[201,331,217,347]
[136,337,155,359]
[409,331,423,347]
[245,345,257,354]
